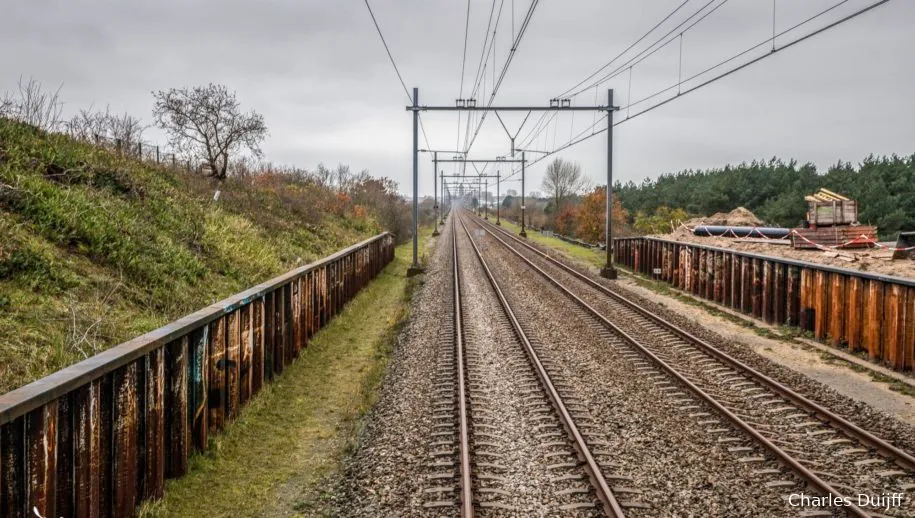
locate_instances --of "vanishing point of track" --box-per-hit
[430,213,628,516]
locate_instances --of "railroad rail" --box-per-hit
[428,213,628,516]
[472,213,915,517]
[0,233,395,518]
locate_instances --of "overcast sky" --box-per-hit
[2,0,912,197]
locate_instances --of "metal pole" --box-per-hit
[496,170,501,225]
[520,152,527,237]
[601,89,618,279]
[440,170,446,224]
[484,178,489,220]
[432,152,440,236]
[408,87,422,275]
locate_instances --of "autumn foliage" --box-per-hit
[575,186,629,243]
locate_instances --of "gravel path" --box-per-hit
[334,223,453,517]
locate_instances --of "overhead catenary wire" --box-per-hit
[362,0,431,148]
[463,0,542,154]
[456,0,472,152]
[519,0,723,157]
[556,0,695,99]
[501,0,890,182]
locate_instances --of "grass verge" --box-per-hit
[139,231,432,517]
[496,219,606,269]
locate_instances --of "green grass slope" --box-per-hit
[0,119,379,393]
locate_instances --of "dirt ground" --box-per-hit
[616,275,915,425]
[657,207,914,279]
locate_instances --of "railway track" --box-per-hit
[468,211,915,517]
[421,215,635,516]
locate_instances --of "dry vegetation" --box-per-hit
[0,81,422,393]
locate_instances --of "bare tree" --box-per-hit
[152,84,267,180]
[68,106,146,145]
[0,93,13,119]
[67,107,108,141]
[2,77,65,130]
[107,111,146,147]
[541,157,589,213]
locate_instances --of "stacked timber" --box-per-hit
[793,188,875,249]
[791,225,878,249]
[804,188,858,227]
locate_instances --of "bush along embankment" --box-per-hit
[0,118,396,393]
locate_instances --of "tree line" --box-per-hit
[615,156,915,239]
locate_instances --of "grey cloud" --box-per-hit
[2,0,913,197]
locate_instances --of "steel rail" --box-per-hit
[456,212,626,518]
[484,218,915,472]
[468,213,871,518]
[451,216,476,517]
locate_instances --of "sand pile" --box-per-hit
[684,207,764,227]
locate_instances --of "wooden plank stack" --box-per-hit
[791,225,878,249]
[804,188,858,227]
[793,188,875,249]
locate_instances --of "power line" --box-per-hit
[565,0,730,98]
[505,0,890,179]
[456,0,472,152]
[557,0,694,99]
[463,0,542,154]
[519,1,720,157]
[362,0,431,148]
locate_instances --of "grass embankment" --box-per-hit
[140,232,431,517]
[497,219,606,269]
[0,119,379,393]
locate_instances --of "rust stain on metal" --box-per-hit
[264,292,276,382]
[813,270,829,340]
[226,311,241,421]
[865,280,884,359]
[884,285,903,370]
[275,286,287,374]
[240,305,252,406]
[828,273,845,346]
[144,348,165,500]
[845,277,864,352]
[27,401,57,518]
[112,363,138,517]
[208,318,226,432]
[190,327,208,451]
[166,337,188,478]
[773,263,786,324]
[905,287,915,371]
[72,380,101,518]
[2,418,25,518]
[55,396,73,517]
[252,299,265,396]
[292,279,302,355]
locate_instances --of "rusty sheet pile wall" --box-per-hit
[614,237,915,372]
[0,232,395,517]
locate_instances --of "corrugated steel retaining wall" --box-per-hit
[614,236,915,371]
[0,232,395,517]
